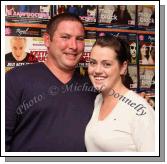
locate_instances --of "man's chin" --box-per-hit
[63,65,76,72]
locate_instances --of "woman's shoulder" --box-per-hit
[126,90,150,104]
[122,90,154,116]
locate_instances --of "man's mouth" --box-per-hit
[65,53,77,56]
[65,53,78,60]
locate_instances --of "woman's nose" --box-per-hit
[94,64,103,74]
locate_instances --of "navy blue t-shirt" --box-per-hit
[5,62,97,152]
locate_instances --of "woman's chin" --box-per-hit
[94,84,106,92]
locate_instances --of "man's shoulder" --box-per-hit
[5,52,12,56]
[5,52,13,60]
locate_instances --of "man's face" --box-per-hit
[130,42,136,58]
[11,38,26,58]
[44,20,85,71]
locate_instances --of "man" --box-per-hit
[5,13,97,152]
[129,41,136,64]
[5,36,38,66]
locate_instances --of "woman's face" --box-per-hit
[120,5,126,11]
[140,44,148,57]
[88,45,127,94]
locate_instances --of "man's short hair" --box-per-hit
[46,13,84,40]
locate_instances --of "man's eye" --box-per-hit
[103,63,111,67]
[61,36,69,39]
[77,37,84,41]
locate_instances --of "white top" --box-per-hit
[85,90,155,152]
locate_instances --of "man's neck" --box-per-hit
[44,59,75,84]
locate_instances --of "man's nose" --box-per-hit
[69,38,77,50]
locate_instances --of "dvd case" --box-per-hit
[98,5,136,29]
[53,5,97,27]
[78,31,96,68]
[5,26,46,37]
[124,65,138,89]
[138,34,155,65]
[5,5,51,24]
[137,5,155,31]
[139,65,155,89]
[5,36,47,72]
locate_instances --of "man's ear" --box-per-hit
[43,33,50,48]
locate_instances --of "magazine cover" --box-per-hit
[98,5,136,29]
[5,36,47,72]
[139,65,155,89]
[53,5,97,26]
[77,31,96,76]
[138,34,155,65]
[137,5,155,31]
[124,65,138,90]
[5,5,51,24]
[78,31,96,69]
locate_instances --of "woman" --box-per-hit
[111,5,132,24]
[85,35,155,152]
[140,43,150,64]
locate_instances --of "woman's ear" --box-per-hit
[43,33,50,48]
[120,61,128,75]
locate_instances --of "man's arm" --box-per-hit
[5,71,20,151]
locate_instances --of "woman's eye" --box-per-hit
[89,61,96,66]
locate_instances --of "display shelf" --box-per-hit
[85,27,155,35]
[5,22,47,29]
[5,23,155,35]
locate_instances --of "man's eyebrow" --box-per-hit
[59,33,84,37]
[59,33,70,36]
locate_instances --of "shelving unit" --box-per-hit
[5,22,155,35]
